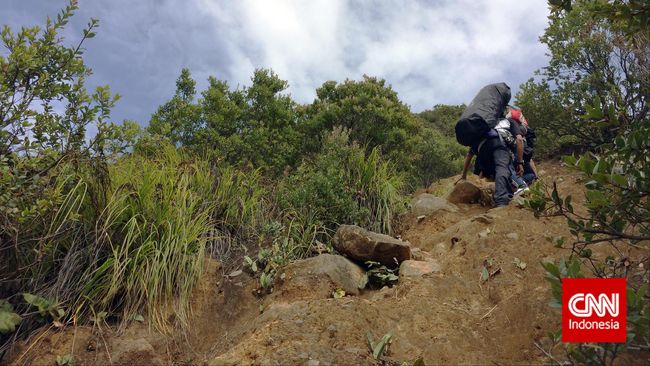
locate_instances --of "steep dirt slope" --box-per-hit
[7,161,647,365]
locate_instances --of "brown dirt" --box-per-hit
[5,161,649,365]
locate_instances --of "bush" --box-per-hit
[279,129,406,236]
[3,145,216,332]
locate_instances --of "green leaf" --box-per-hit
[513,257,527,270]
[56,353,74,366]
[0,301,22,334]
[563,155,577,166]
[358,274,369,290]
[481,267,489,282]
[367,332,392,359]
[332,288,346,299]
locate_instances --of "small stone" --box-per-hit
[411,248,432,261]
[478,228,491,239]
[434,242,448,254]
[228,269,242,277]
[307,360,320,366]
[471,214,495,224]
[506,233,520,240]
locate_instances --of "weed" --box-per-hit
[367,331,393,360]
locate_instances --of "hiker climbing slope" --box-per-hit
[506,105,538,185]
[455,83,524,207]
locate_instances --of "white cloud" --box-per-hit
[198,0,550,109]
[1,0,551,123]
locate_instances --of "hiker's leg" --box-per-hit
[509,162,527,188]
[523,160,537,184]
[493,147,512,206]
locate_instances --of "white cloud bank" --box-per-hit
[1,0,551,123]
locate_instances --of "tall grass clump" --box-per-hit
[279,128,406,240]
[1,144,222,339]
[75,145,214,331]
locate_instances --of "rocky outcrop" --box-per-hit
[446,181,482,204]
[447,180,494,206]
[277,254,366,298]
[333,225,411,268]
[411,193,458,216]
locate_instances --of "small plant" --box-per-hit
[0,300,22,334]
[365,261,398,288]
[367,331,393,360]
[480,258,500,283]
[23,293,64,322]
[56,353,74,366]
[259,272,273,291]
[512,257,527,270]
[90,311,108,327]
[332,288,346,299]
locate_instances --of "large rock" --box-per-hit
[447,180,494,206]
[333,225,411,268]
[411,193,458,216]
[399,260,442,280]
[446,180,482,204]
[277,254,366,298]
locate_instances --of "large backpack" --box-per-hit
[455,82,511,147]
[525,127,536,148]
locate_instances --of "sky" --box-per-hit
[1,0,551,126]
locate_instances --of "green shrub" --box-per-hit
[279,129,406,235]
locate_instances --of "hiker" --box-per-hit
[454,83,524,207]
[506,106,538,185]
[459,116,525,206]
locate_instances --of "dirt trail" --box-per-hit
[6,161,645,365]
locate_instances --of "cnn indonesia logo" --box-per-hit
[562,278,626,343]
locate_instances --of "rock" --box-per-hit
[410,193,458,216]
[333,225,411,267]
[446,181,482,204]
[399,260,441,280]
[478,228,491,239]
[433,242,449,254]
[111,338,164,365]
[471,214,495,224]
[506,232,520,240]
[410,248,433,261]
[279,254,366,296]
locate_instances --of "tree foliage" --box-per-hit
[517,0,648,153]
[147,68,301,175]
[416,104,464,139]
[526,1,650,363]
[303,76,421,169]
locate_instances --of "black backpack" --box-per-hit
[525,127,536,148]
[455,83,511,147]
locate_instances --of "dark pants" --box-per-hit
[477,138,512,206]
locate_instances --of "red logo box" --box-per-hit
[562,278,626,343]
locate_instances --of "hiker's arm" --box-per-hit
[460,150,474,180]
[516,136,524,176]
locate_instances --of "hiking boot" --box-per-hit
[514,185,529,196]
